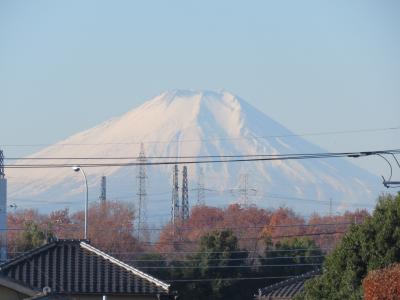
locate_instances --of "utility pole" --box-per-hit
[181,166,189,221]
[136,143,147,240]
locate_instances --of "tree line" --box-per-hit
[297,193,400,299]
[5,201,371,299]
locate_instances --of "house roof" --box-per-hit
[0,239,170,295]
[0,275,37,297]
[24,293,71,300]
[256,269,319,300]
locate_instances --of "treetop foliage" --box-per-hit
[5,198,377,300]
[296,193,400,300]
[363,263,400,299]
[7,200,140,257]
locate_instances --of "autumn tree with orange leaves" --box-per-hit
[6,199,373,300]
[363,263,400,300]
[7,201,141,259]
[156,203,363,257]
[156,204,271,255]
[7,209,50,256]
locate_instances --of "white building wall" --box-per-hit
[0,178,7,262]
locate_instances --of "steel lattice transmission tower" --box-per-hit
[171,164,180,225]
[99,176,106,203]
[231,173,257,206]
[136,143,147,239]
[0,150,4,178]
[192,166,206,205]
[181,166,189,221]
[0,149,7,262]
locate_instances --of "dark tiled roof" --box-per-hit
[256,270,320,300]
[0,274,37,296]
[25,293,71,300]
[0,239,170,295]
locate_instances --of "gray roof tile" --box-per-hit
[0,239,170,295]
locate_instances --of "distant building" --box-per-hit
[255,270,319,300]
[0,239,176,300]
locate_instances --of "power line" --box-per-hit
[0,221,354,232]
[39,231,347,247]
[7,192,375,210]
[2,125,399,148]
[120,255,326,263]
[4,149,400,161]
[259,192,376,208]
[132,263,323,269]
[8,248,331,257]
[113,249,329,255]
[5,228,346,248]
[7,188,374,207]
[3,149,399,168]
[147,231,346,245]
[137,231,346,246]
[164,275,319,282]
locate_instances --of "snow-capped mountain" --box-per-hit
[7,90,380,218]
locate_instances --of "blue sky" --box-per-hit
[1,0,399,176]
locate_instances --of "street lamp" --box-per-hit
[72,166,88,240]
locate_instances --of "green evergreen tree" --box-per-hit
[243,237,323,296]
[133,253,170,279]
[170,230,248,300]
[296,193,400,300]
[263,237,323,277]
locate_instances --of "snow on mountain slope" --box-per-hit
[7,90,381,216]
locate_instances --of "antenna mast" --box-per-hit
[99,176,106,203]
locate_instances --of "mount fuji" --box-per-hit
[8,90,380,220]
